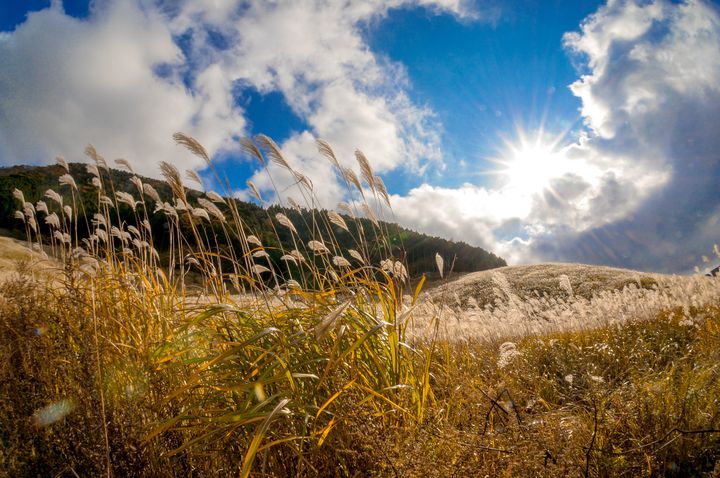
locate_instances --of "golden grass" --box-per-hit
[1,134,719,477]
[0,236,57,285]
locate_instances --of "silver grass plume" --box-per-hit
[23,202,35,217]
[341,167,363,194]
[206,191,226,204]
[132,238,149,250]
[338,202,355,218]
[332,256,351,268]
[59,174,77,190]
[55,156,69,172]
[559,274,573,296]
[115,191,137,211]
[247,235,262,246]
[95,229,108,243]
[159,161,186,201]
[316,138,340,169]
[84,144,108,171]
[143,183,161,202]
[276,213,298,234]
[381,259,407,282]
[173,132,211,164]
[435,253,444,279]
[355,150,375,191]
[281,254,297,265]
[308,240,330,254]
[293,171,313,191]
[13,189,25,204]
[115,158,134,173]
[348,249,365,264]
[247,181,262,201]
[285,279,301,289]
[328,210,349,232]
[99,195,114,208]
[240,137,266,166]
[130,176,143,194]
[255,134,291,170]
[192,207,210,221]
[290,249,306,262]
[111,226,131,243]
[45,189,63,206]
[288,197,302,211]
[198,197,225,222]
[185,169,204,188]
[315,300,351,340]
[86,163,100,178]
[374,175,391,207]
[361,203,379,227]
[127,225,141,238]
[54,231,71,244]
[92,212,107,227]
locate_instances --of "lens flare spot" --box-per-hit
[32,399,75,427]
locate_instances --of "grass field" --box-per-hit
[1,136,719,477]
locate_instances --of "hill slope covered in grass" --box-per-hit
[427,262,663,307]
[0,162,506,278]
[1,137,718,477]
[410,261,705,338]
[0,235,57,284]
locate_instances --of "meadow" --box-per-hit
[1,134,719,477]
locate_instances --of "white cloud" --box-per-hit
[0,0,467,201]
[202,0,451,205]
[0,1,244,177]
[540,0,720,272]
[4,0,716,273]
[391,0,720,272]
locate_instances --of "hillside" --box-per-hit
[0,163,506,277]
[0,235,57,285]
[2,163,718,477]
[410,262,674,341]
[425,262,663,307]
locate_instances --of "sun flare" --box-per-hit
[498,138,568,194]
[503,144,561,192]
[492,131,575,195]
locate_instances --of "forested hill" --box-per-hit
[0,163,506,276]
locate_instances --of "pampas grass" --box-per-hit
[1,134,719,477]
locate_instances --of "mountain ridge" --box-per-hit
[0,162,506,276]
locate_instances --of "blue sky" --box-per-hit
[365,2,600,192]
[0,0,599,194]
[1,0,719,272]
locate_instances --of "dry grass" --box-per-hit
[0,235,57,285]
[408,263,679,341]
[1,135,719,477]
[427,263,663,306]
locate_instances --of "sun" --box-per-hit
[503,145,558,191]
[494,133,571,194]
[480,129,600,218]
